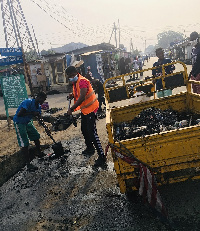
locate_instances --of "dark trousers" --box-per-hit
[81,112,104,156]
[139,66,143,76]
[98,92,105,111]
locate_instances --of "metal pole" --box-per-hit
[1,0,9,47]
[9,0,23,47]
[7,0,20,47]
[109,24,114,44]
[118,19,120,48]
[114,22,117,48]
[16,0,37,53]
[31,24,40,57]
[22,47,35,97]
[10,0,35,97]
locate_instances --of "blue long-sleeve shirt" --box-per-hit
[13,98,41,124]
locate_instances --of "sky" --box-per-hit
[0,0,200,52]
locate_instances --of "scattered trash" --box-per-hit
[52,113,79,131]
[41,102,49,110]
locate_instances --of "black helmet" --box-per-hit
[190,31,199,41]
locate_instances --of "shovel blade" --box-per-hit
[52,141,65,157]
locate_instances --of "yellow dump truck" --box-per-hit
[104,61,200,194]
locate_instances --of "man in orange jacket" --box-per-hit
[66,66,107,169]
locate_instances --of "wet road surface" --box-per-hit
[1,135,200,230]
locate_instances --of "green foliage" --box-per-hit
[145,45,156,55]
[157,30,184,49]
[41,49,55,56]
[25,49,56,61]
[24,49,39,62]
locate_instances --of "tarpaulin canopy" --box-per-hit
[81,50,103,56]
[70,60,84,67]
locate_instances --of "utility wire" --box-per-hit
[28,0,113,46]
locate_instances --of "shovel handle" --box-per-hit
[48,133,56,144]
[68,98,71,110]
[37,117,56,143]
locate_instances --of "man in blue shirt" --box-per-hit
[152,48,175,98]
[13,91,47,171]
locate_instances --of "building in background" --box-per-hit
[41,53,67,92]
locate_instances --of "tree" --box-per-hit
[145,45,155,55]
[40,49,55,56]
[24,49,39,62]
[157,30,184,49]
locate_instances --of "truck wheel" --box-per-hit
[125,178,141,203]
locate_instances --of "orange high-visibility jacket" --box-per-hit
[73,74,99,115]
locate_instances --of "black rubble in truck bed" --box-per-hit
[114,107,200,140]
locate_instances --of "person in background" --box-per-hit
[152,48,175,98]
[138,55,143,77]
[125,57,131,74]
[13,91,47,171]
[103,59,111,80]
[168,50,172,60]
[66,66,107,169]
[189,31,200,94]
[91,77,106,113]
[132,57,139,78]
[85,66,93,82]
[119,57,126,75]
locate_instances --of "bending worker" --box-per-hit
[66,66,107,169]
[13,91,47,171]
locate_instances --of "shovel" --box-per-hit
[37,117,66,158]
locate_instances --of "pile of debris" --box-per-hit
[114,107,200,140]
[52,113,79,131]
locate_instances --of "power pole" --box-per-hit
[109,24,114,44]
[114,22,117,48]
[130,38,134,53]
[31,24,40,56]
[1,0,39,97]
[109,22,118,48]
[118,19,120,49]
[1,0,38,59]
